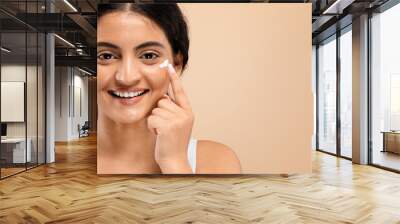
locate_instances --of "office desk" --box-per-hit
[381,131,400,154]
[1,138,31,163]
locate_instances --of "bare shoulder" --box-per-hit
[195,140,241,174]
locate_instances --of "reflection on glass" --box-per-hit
[318,36,337,154]
[0,1,47,179]
[1,31,27,177]
[27,31,38,169]
[38,32,46,165]
[340,28,352,158]
[371,3,400,171]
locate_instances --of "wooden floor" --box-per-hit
[1,163,44,178]
[1,135,400,223]
[0,167,26,178]
[373,150,400,171]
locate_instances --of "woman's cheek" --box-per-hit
[98,65,114,91]
[140,65,169,94]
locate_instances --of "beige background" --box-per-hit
[178,3,313,173]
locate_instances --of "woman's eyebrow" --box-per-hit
[97,42,120,49]
[135,41,165,51]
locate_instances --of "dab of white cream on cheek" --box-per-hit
[159,59,176,74]
[143,60,168,76]
[159,59,169,69]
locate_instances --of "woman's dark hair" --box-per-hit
[98,3,189,70]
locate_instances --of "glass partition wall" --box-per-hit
[0,31,28,177]
[0,1,46,179]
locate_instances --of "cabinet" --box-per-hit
[382,131,400,154]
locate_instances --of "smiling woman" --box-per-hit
[96,3,241,174]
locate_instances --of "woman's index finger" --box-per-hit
[166,63,191,109]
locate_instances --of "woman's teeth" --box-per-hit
[112,90,147,98]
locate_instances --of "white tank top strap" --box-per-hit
[187,138,197,173]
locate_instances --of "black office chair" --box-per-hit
[79,121,90,138]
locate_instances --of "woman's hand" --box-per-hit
[147,64,195,173]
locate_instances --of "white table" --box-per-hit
[1,138,31,163]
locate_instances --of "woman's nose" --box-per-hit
[115,57,141,86]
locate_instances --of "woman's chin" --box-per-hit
[109,111,147,125]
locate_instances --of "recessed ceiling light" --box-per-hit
[63,0,78,12]
[54,34,75,48]
[77,67,93,76]
[322,0,354,15]
[1,47,11,53]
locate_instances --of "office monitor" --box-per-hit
[1,123,7,137]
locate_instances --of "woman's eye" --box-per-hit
[97,53,115,60]
[140,52,158,60]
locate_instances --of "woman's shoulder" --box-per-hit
[195,139,241,174]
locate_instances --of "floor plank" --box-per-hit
[1,135,400,223]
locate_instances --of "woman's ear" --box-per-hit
[173,54,184,77]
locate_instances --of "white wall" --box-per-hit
[54,67,89,141]
[55,66,69,141]
[1,66,26,129]
[1,65,26,140]
[72,73,89,138]
[1,65,36,137]
[1,82,25,122]
[1,64,46,164]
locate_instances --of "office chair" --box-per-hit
[79,121,90,138]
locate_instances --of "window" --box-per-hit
[371,2,400,171]
[339,27,352,158]
[317,35,337,154]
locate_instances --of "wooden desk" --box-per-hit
[381,131,400,154]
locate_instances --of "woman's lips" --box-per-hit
[108,89,149,105]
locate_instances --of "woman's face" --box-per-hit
[97,11,180,125]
